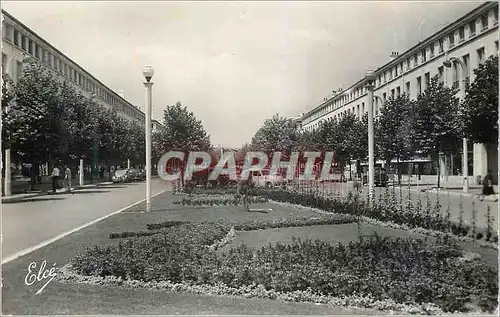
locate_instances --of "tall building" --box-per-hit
[298,2,498,183]
[1,10,146,124]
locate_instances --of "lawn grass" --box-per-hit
[3,189,497,314]
[7,277,380,315]
[224,222,498,269]
[1,191,369,315]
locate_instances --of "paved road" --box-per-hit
[291,181,498,231]
[2,178,171,262]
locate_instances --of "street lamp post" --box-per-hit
[365,70,377,205]
[443,57,468,193]
[89,93,99,184]
[143,66,154,213]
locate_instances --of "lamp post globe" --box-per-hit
[143,66,154,83]
[365,70,376,82]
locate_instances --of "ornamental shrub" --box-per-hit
[72,226,498,313]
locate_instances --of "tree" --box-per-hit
[333,113,364,173]
[96,108,130,170]
[2,59,154,188]
[126,120,146,167]
[351,113,369,162]
[1,77,15,150]
[307,114,365,180]
[413,77,461,188]
[2,61,71,183]
[62,84,96,162]
[154,102,211,184]
[250,114,299,154]
[461,55,498,144]
[375,95,416,182]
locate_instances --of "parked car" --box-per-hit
[250,169,286,188]
[137,169,146,180]
[127,168,141,181]
[112,169,130,183]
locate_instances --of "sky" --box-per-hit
[2,1,481,148]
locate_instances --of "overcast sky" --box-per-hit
[2,1,481,148]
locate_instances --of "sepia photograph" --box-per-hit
[1,1,498,315]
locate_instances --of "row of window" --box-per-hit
[303,43,496,132]
[302,6,498,127]
[375,8,496,88]
[2,19,144,123]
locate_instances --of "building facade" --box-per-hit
[1,10,146,124]
[299,2,498,183]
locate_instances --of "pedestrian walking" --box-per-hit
[64,165,74,194]
[479,170,495,201]
[51,165,60,193]
[482,170,495,196]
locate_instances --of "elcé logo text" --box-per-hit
[25,260,58,294]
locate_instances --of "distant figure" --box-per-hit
[238,173,254,211]
[51,165,60,193]
[483,170,495,196]
[99,166,105,180]
[64,165,74,194]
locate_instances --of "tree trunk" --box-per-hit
[397,157,401,186]
[107,162,112,182]
[180,161,185,187]
[349,161,352,181]
[437,158,441,189]
[30,161,38,191]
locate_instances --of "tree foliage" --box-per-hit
[412,77,461,159]
[250,114,299,153]
[461,55,498,144]
[154,102,211,155]
[375,95,416,166]
[2,60,147,169]
[316,113,367,168]
[3,61,69,164]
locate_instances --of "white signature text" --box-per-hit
[25,260,57,294]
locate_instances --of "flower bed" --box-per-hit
[232,215,355,231]
[58,264,454,315]
[109,221,188,239]
[250,187,499,244]
[71,221,497,314]
[109,214,356,240]
[173,185,239,196]
[172,196,268,206]
[271,200,498,250]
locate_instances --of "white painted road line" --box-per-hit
[1,188,170,265]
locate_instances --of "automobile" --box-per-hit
[112,169,130,183]
[250,169,286,188]
[137,169,146,180]
[131,169,147,181]
[127,168,141,181]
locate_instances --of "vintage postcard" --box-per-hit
[1,1,498,315]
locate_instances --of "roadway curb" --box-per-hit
[1,182,115,203]
[426,188,498,201]
[378,185,498,201]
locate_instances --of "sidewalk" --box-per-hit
[390,180,498,201]
[1,181,114,203]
